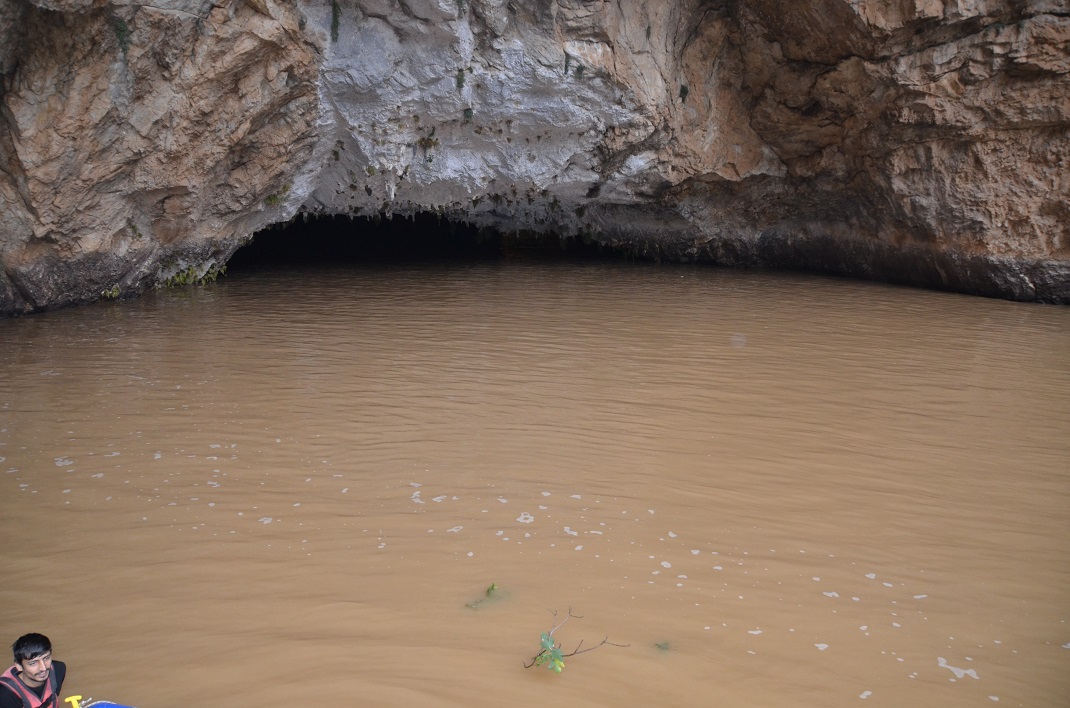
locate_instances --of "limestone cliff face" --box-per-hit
[1,0,1067,314]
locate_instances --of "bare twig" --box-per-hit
[569,635,629,656]
[547,607,579,635]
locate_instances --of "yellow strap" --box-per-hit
[65,696,83,708]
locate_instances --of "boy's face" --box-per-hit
[17,652,52,688]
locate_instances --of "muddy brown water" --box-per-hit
[1,262,1068,707]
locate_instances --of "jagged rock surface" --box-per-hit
[1,0,1067,314]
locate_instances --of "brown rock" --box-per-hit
[0,0,1067,315]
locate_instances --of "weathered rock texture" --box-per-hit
[1,0,1067,314]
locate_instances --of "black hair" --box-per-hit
[12,634,51,663]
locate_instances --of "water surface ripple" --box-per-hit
[1,262,1068,706]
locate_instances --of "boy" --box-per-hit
[0,634,65,708]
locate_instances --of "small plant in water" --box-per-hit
[524,608,627,673]
[465,582,499,609]
[535,632,566,673]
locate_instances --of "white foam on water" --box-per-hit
[447,526,463,533]
[564,526,579,536]
[661,561,672,568]
[865,573,876,579]
[859,691,872,699]
[55,457,74,466]
[570,494,581,499]
[748,629,762,635]
[258,517,272,524]
[823,592,839,598]
[815,644,829,651]
[517,512,534,523]
[432,495,448,502]
[937,657,979,679]
[913,594,928,599]
[691,549,700,555]
[497,497,508,503]
[989,696,999,701]
[668,531,677,538]
[575,545,583,551]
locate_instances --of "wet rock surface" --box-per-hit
[1,0,1067,314]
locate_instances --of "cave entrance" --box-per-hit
[226,213,615,271]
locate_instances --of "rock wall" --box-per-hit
[1,0,1067,314]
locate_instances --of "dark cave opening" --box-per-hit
[226,213,618,271]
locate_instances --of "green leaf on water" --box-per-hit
[465,582,502,609]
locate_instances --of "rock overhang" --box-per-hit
[0,0,1067,315]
